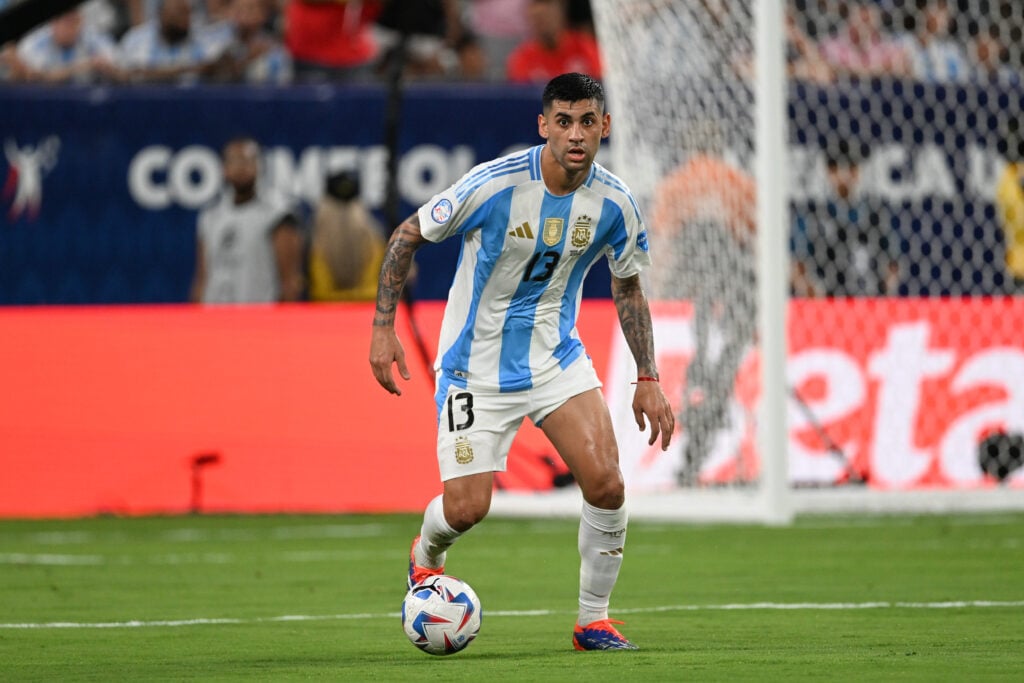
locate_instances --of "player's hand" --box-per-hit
[369,326,411,396]
[632,380,675,450]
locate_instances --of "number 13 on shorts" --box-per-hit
[447,392,475,432]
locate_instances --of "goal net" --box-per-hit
[587,0,1024,521]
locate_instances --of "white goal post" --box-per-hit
[494,0,792,523]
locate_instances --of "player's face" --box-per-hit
[538,99,610,175]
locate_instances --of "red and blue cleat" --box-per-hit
[572,619,639,651]
[407,535,444,591]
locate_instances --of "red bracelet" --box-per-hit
[631,376,659,384]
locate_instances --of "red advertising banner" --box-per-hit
[0,298,1021,518]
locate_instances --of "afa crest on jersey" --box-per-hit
[571,215,593,248]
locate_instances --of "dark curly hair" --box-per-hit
[542,73,605,112]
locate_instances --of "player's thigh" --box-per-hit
[540,388,624,507]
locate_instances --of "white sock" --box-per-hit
[414,495,461,570]
[577,501,628,626]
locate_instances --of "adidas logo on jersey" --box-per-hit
[508,222,534,239]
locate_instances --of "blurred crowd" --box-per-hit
[788,0,1024,85]
[1,0,1022,87]
[0,0,600,85]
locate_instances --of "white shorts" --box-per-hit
[434,356,603,481]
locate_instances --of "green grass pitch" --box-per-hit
[1,511,1023,681]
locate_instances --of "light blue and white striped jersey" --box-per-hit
[17,24,117,82]
[119,20,217,83]
[419,144,651,394]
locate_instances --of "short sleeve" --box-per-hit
[417,187,464,243]
[606,199,652,279]
[417,166,495,243]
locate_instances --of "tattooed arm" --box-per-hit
[369,214,428,395]
[611,274,659,379]
[611,274,675,450]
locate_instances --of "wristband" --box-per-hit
[631,376,659,384]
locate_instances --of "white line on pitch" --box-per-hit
[11,522,396,547]
[0,549,396,566]
[2,601,1022,630]
[0,553,104,566]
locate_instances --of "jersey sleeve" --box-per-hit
[417,165,494,243]
[605,197,652,279]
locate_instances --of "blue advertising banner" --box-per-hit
[1,82,1022,304]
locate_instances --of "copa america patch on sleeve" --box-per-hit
[636,229,649,252]
[431,198,454,224]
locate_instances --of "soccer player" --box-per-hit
[369,72,674,651]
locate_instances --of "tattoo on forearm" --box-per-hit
[374,215,422,327]
[612,275,658,377]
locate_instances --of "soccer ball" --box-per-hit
[402,575,482,656]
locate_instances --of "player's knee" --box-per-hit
[581,470,625,510]
[444,494,490,532]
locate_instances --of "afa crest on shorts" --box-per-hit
[454,436,474,465]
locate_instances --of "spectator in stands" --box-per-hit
[566,0,594,36]
[900,0,969,83]
[75,1,125,41]
[967,21,1020,84]
[204,0,292,84]
[467,0,530,82]
[786,6,834,84]
[995,118,1024,292]
[190,137,305,304]
[284,0,380,83]
[1,44,21,81]
[505,0,601,83]
[819,1,910,79]
[205,0,235,24]
[791,140,900,298]
[119,0,220,83]
[307,170,387,302]
[452,31,489,81]
[373,0,464,82]
[14,8,121,84]
[126,0,209,27]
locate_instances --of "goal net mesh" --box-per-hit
[592,0,1024,503]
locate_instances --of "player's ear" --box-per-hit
[538,113,549,139]
[601,113,611,139]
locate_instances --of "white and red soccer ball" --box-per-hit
[402,575,482,656]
